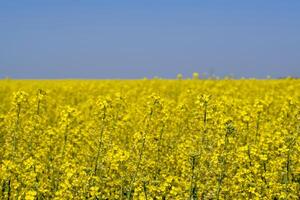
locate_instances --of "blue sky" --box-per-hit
[0,0,299,78]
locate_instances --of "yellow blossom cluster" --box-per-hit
[0,79,299,199]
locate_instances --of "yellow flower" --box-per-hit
[25,190,37,200]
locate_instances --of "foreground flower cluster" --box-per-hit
[0,79,299,199]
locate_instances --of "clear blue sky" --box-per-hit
[0,0,299,78]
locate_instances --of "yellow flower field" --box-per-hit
[0,79,299,199]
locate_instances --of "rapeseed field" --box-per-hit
[0,79,299,199]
